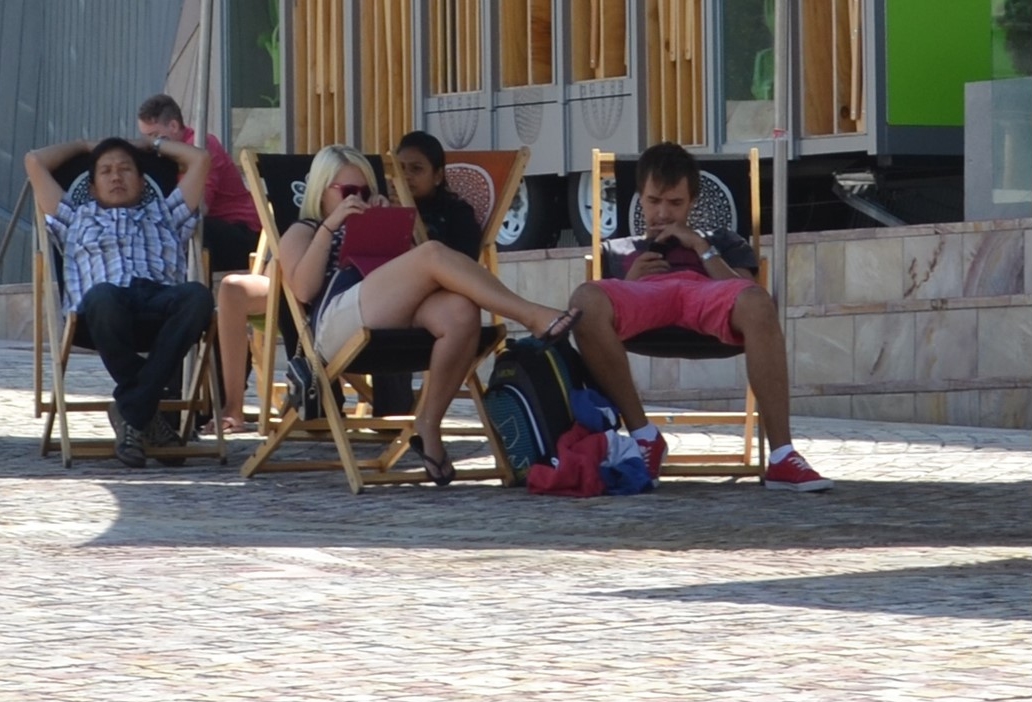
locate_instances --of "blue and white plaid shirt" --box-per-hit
[46,188,200,313]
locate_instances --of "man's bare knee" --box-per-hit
[732,286,781,334]
[570,282,612,315]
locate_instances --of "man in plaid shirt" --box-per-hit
[25,136,213,468]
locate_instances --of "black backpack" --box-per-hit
[483,337,586,485]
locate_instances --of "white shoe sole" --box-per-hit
[765,478,834,492]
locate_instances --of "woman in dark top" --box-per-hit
[394,131,482,261]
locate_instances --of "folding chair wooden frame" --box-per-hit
[238,149,512,494]
[589,147,767,480]
[31,153,227,467]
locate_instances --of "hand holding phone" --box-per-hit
[647,238,674,255]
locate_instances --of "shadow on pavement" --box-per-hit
[69,475,1032,553]
[595,557,1032,621]
[3,429,1030,554]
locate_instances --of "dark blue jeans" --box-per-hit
[74,279,214,430]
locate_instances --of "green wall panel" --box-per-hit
[886,0,994,126]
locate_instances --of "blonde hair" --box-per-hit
[299,144,380,222]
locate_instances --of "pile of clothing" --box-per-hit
[526,389,653,498]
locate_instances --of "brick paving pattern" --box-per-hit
[1,343,1030,701]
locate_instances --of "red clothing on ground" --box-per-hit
[527,424,607,498]
[182,127,261,233]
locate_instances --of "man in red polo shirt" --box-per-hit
[137,93,261,272]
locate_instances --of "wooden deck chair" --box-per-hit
[588,147,767,480]
[238,149,511,494]
[31,152,226,467]
[243,155,393,435]
[385,146,531,414]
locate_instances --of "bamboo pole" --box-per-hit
[772,0,789,331]
[331,0,342,142]
[685,0,692,60]
[849,0,861,121]
[590,0,599,70]
[692,0,701,143]
[386,0,395,149]
[831,0,839,135]
[657,0,668,139]
[402,2,411,127]
[674,0,683,143]
[445,0,454,92]
[475,2,481,89]
[525,0,532,86]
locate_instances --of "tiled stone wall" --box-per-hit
[493,219,1031,430]
[3,219,1029,428]
[780,220,1031,429]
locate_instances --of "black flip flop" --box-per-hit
[535,309,583,351]
[409,435,456,487]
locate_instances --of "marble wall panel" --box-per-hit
[786,242,815,307]
[517,258,572,310]
[794,316,854,385]
[568,256,589,298]
[1025,229,1031,295]
[979,389,1032,429]
[791,395,852,419]
[903,233,964,299]
[852,393,916,422]
[628,352,652,392]
[677,357,739,390]
[854,313,915,382]
[978,307,1032,377]
[843,238,904,303]
[914,309,978,381]
[814,240,846,304]
[962,230,1024,296]
[914,391,981,427]
[497,259,520,299]
[650,357,680,391]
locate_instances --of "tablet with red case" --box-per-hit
[337,206,417,275]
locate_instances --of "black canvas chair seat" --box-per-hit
[348,326,505,375]
[623,327,743,360]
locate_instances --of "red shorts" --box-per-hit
[591,270,757,345]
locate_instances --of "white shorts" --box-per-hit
[314,282,364,362]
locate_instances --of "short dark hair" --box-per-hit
[88,137,144,183]
[138,93,184,125]
[396,130,453,197]
[636,142,700,201]
[397,130,446,172]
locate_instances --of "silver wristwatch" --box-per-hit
[152,136,166,155]
[699,246,721,262]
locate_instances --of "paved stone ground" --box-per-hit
[2,343,1030,701]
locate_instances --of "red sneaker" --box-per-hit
[765,451,833,492]
[636,433,668,481]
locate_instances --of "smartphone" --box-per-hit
[647,238,674,255]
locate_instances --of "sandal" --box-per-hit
[201,416,253,435]
[535,309,583,350]
[409,435,456,487]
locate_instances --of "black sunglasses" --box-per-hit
[327,183,372,201]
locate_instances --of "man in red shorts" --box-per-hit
[569,142,832,492]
